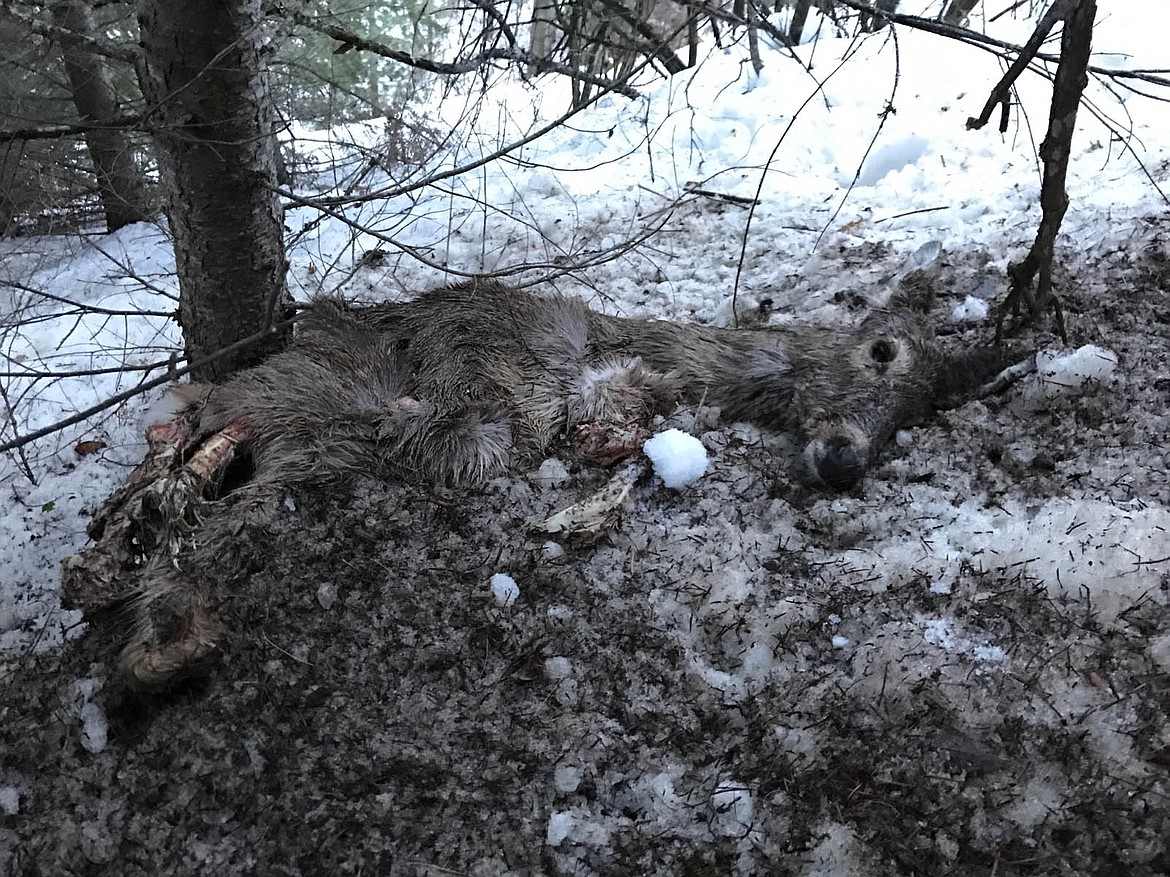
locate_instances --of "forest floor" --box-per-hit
[2,235,1168,877]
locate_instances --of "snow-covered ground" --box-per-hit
[1,3,1169,874]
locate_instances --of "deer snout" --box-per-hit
[814,435,865,490]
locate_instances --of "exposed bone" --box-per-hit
[535,461,647,544]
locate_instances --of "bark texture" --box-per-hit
[999,0,1096,341]
[942,0,981,25]
[137,0,291,381]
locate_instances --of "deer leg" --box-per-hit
[120,567,223,688]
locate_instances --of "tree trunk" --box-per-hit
[999,0,1096,342]
[529,0,558,75]
[137,0,292,382]
[788,0,813,45]
[861,0,901,32]
[942,0,982,25]
[52,0,150,232]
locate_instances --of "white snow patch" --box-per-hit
[554,765,582,794]
[546,810,574,846]
[315,582,337,610]
[643,429,708,489]
[79,702,109,754]
[544,807,612,847]
[1005,769,1065,829]
[489,573,519,608]
[951,295,989,322]
[856,135,931,186]
[803,820,871,876]
[0,785,19,815]
[547,603,572,622]
[1150,634,1170,673]
[532,458,570,487]
[70,677,108,754]
[1017,345,1119,410]
[921,618,1005,663]
[544,656,573,679]
[711,780,754,837]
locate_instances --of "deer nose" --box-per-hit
[817,436,864,489]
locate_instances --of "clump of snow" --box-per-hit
[79,702,109,754]
[542,540,566,560]
[1017,345,1119,410]
[0,785,19,815]
[546,810,574,846]
[643,429,708,489]
[921,617,1005,662]
[1038,344,1119,387]
[554,764,582,794]
[711,780,754,837]
[804,820,871,876]
[951,295,989,322]
[315,582,337,610]
[69,677,109,754]
[1005,769,1065,829]
[545,807,612,847]
[546,603,572,622]
[544,656,573,679]
[532,458,570,487]
[489,573,519,608]
[1151,634,1170,673]
[831,635,852,649]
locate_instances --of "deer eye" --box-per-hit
[870,339,897,363]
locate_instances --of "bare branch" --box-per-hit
[0,317,297,455]
[0,115,147,144]
[281,7,641,98]
[0,3,139,66]
[966,0,1071,132]
[829,0,1170,90]
[594,0,687,74]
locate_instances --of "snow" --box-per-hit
[489,573,520,608]
[553,765,583,794]
[0,786,18,816]
[642,429,709,489]
[532,457,570,487]
[546,810,575,846]
[543,656,573,679]
[2,3,1169,872]
[951,295,989,322]
[711,781,754,837]
[72,677,108,754]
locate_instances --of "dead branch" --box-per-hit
[0,115,147,144]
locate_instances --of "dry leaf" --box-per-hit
[74,439,107,457]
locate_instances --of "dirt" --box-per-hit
[1,239,1168,876]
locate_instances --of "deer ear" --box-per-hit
[933,345,1027,408]
[889,269,937,313]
